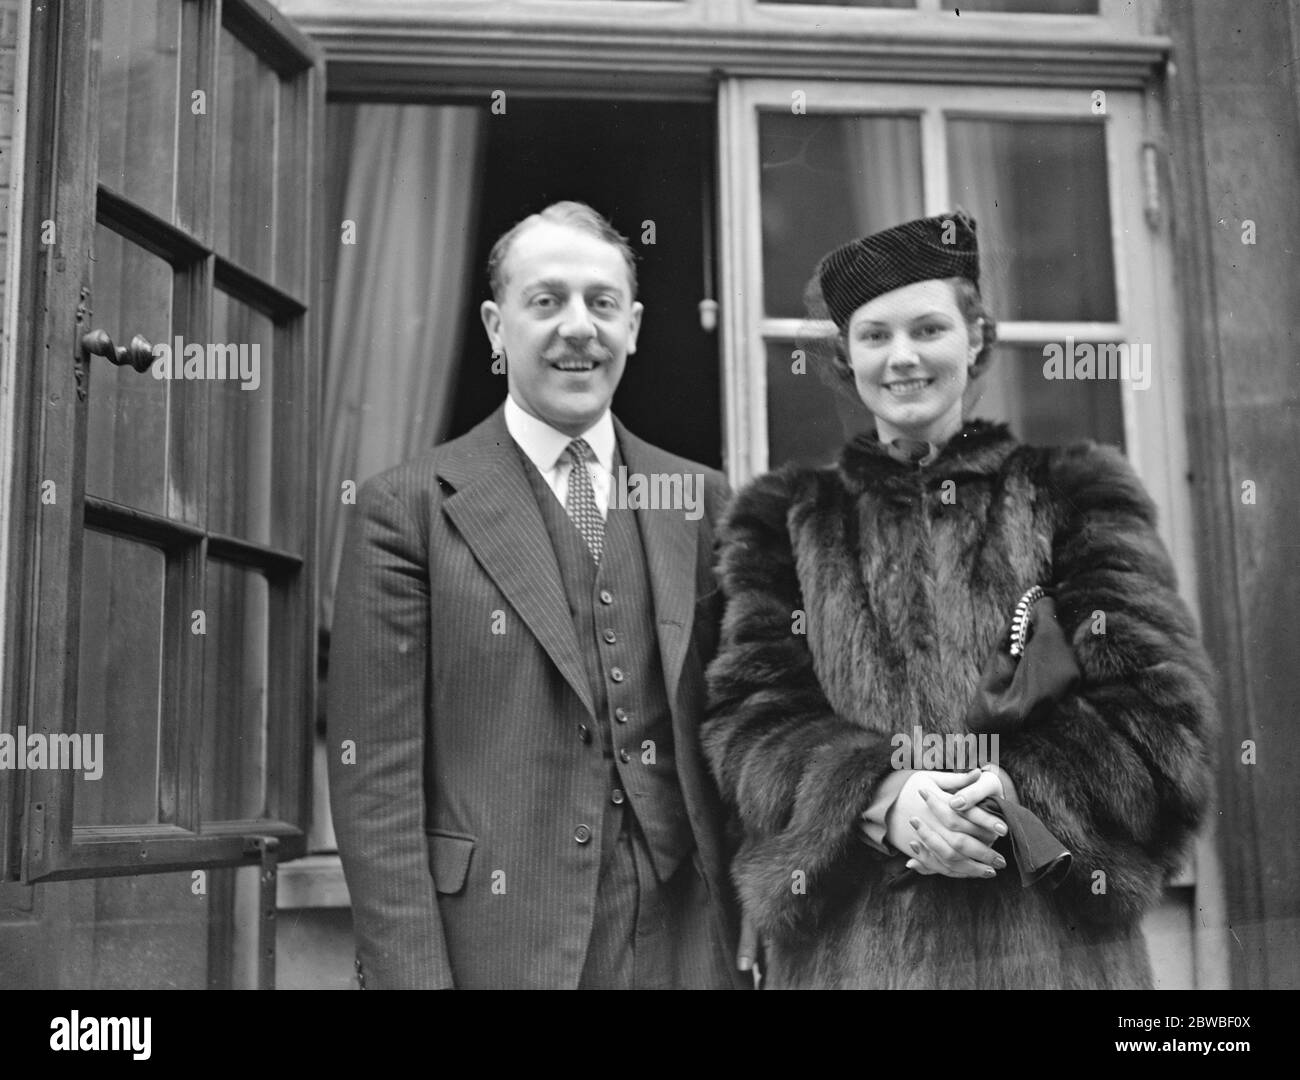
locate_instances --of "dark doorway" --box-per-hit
[447,99,722,469]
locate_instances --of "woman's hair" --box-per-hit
[809,276,998,407]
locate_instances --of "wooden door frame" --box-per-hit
[0,0,95,886]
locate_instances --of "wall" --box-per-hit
[1166,0,1300,990]
[0,0,16,331]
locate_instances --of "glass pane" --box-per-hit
[200,562,269,822]
[767,338,1126,467]
[948,118,1115,322]
[207,290,273,543]
[74,531,164,827]
[213,26,278,279]
[942,0,1097,12]
[761,1,915,7]
[86,225,172,516]
[970,343,1125,448]
[766,339,873,468]
[98,0,181,220]
[761,113,923,318]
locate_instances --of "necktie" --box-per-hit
[563,439,603,564]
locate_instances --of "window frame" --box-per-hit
[716,77,1198,609]
[743,0,1142,34]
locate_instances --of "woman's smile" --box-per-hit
[883,376,935,397]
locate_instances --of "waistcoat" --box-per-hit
[519,444,693,881]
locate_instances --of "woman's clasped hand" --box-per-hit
[875,767,1011,878]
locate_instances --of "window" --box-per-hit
[717,77,1198,592]
[14,0,322,884]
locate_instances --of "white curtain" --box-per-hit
[947,119,1023,427]
[320,104,484,630]
[844,115,924,239]
[832,116,926,441]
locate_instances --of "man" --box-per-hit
[328,201,743,989]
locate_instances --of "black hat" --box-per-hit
[816,211,980,329]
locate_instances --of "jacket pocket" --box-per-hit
[426,830,475,895]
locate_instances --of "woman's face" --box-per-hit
[845,278,979,446]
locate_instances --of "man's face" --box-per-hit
[481,221,643,437]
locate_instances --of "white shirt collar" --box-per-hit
[503,394,616,476]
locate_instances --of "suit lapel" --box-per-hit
[439,408,596,719]
[616,421,699,704]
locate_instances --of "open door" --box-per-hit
[1,0,322,988]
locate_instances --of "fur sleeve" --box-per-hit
[998,443,1217,926]
[703,469,897,941]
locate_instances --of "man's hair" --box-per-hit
[486,201,638,302]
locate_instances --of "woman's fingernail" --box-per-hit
[918,789,929,801]
[950,797,966,810]
[995,823,1008,835]
[905,860,918,870]
[908,817,921,830]
[993,855,1007,869]
[909,841,922,855]
[984,867,996,878]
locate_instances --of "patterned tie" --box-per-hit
[563,438,604,564]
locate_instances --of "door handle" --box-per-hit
[80,329,155,373]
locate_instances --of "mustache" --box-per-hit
[543,342,614,365]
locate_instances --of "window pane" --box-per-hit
[942,0,1097,12]
[207,290,273,543]
[74,532,165,827]
[98,0,181,221]
[213,27,278,279]
[766,338,1126,468]
[200,562,269,822]
[766,339,873,468]
[971,343,1125,448]
[948,118,1115,322]
[761,112,924,318]
[86,225,172,516]
[761,1,915,7]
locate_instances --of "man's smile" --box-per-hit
[551,356,600,372]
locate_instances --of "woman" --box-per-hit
[702,212,1216,989]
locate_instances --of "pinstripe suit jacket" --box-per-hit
[328,404,743,989]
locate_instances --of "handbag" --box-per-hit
[965,585,1079,887]
[966,585,1081,735]
[886,585,1078,890]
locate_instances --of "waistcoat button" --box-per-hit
[574,824,592,844]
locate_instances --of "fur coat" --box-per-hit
[703,422,1216,990]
